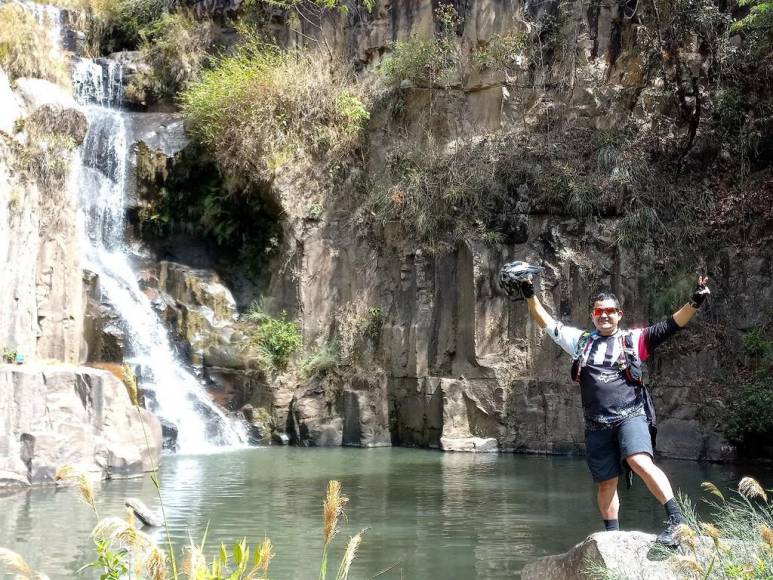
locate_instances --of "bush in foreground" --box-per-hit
[0,469,364,580]
[584,476,773,579]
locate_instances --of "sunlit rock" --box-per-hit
[0,365,162,486]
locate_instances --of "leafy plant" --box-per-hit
[650,272,696,317]
[79,538,129,580]
[731,0,773,39]
[1,347,17,364]
[365,307,383,340]
[742,328,772,360]
[254,313,302,370]
[336,91,370,135]
[725,377,773,455]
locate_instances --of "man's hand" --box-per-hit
[519,276,535,299]
[690,275,710,308]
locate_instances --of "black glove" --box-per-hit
[690,276,710,308]
[519,279,535,299]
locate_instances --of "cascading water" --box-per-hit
[32,16,246,451]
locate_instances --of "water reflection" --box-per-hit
[0,449,767,579]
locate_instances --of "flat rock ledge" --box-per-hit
[522,531,681,580]
[0,365,162,487]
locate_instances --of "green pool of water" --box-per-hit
[0,448,767,579]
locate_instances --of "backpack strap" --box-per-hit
[571,331,594,383]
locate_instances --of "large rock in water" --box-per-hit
[522,531,678,579]
[0,365,162,486]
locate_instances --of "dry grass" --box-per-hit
[323,480,348,546]
[88,362,139,405]
[673,476,773,578]
[0,3,70,86]
[181,32,370,182]
[126,12,211,104]
[2,477,362,580]
[55,464,100,516]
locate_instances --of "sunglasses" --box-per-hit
[592,307,620,317]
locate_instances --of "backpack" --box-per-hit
[571,331,657,429]
[571,330,658,489]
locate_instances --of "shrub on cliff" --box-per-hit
[126,12,212,104]
[0,4,70,85]
[252,313,302,371]
[180,32,370,181]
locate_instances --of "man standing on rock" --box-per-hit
[502,265,710,547]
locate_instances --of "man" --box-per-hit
[513,271,710,546]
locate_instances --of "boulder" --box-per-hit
[125,497,163,527]
[159,262,237,324]
[522,531,677,580]
[14,78,87,143]
[0,365,162,486]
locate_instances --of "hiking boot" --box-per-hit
[655,515,685,548]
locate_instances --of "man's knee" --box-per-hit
[626,452,655,474]
[598,477,618,492]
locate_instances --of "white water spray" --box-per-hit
[61,29,246,451]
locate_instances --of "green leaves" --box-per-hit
[254,313,303,370]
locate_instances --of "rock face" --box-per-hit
[521,531,678,580]
[124,0,767,461]
[0,73,87,364]
[0,365,162,486]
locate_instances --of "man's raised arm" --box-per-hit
[526,295,555,330]
[673,275,710,328]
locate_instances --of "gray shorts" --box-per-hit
[585,415,653,483]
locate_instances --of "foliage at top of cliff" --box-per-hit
[180,30,370,181]
[0,4,70,85]
[126,12,212,104]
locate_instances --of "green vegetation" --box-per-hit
[137,145,282,279]
[380,37,459,88]
[127,13,211,104]
[365,307,383,340]
[379,5,462,88]
[181,34,369,181]
[0,3,70,85]
[3,466,363,580]
[650,272,697,317]
[584,477,773,579]
[742,328,773,361]
[11,121,80,192]
[302,341,341,379]
[83,0,166,55]
[731,1,773,46]
[253,313,303,370]
[725,377,773,455]
[1,347,17,364]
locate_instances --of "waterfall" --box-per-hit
[44,24,245,451]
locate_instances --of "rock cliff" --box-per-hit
[122,0,771,460]
[0,70,87,364]
[0,365,162,486]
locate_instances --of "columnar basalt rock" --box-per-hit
[0,365,162,486]
[0,73,87,364]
